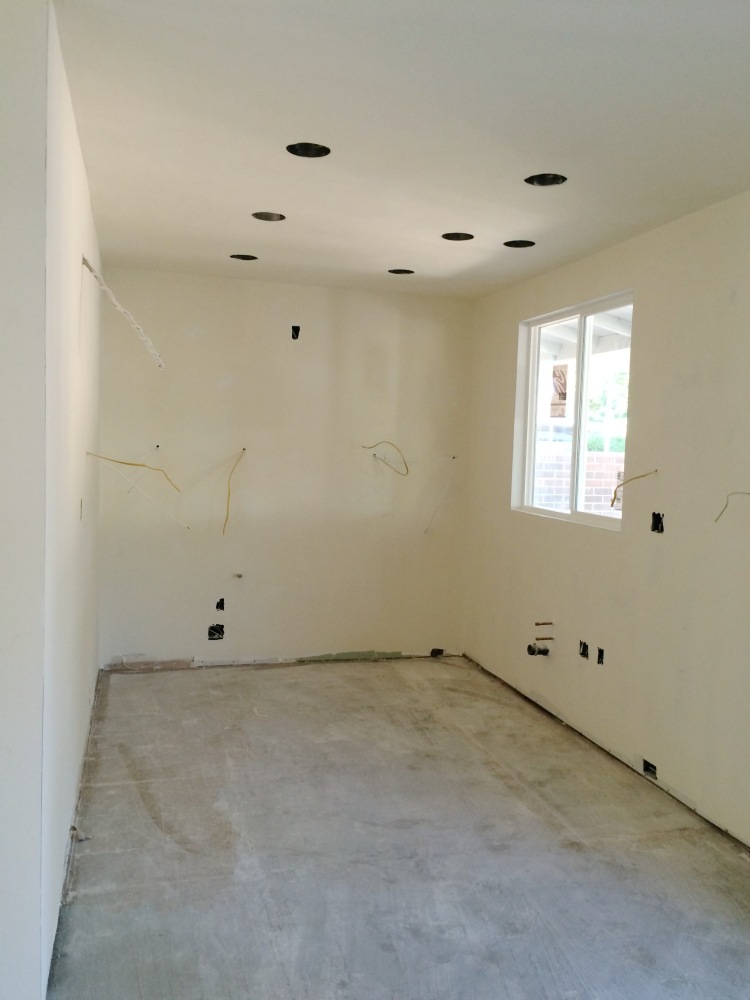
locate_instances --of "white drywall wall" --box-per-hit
[42,6,101,978]
[464,189,750,846]
[0,2,50,996]
[0,7,100,995]
[98,272,470,664]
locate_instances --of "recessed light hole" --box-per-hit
[229,254,258,261]
[504,239,535,248]
[286,142,331,158]
[252,211,286,222]
[442,232,474,241]
[524,173,567,186]
[388,269,414,275]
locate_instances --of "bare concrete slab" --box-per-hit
[48,658,750,1000]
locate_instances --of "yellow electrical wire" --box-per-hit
[87,452,180,491]
[223,449,246,535]
[610,468,657,508]
[362,440,409,476]
[715,491,750,523]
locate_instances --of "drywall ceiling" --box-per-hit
[55,0,750,298]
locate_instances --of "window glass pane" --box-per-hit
[532,319,579,512]
[579,304,632,518]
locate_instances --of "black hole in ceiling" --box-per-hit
[524,173,567,186]
[442,232,474,241]
[504,239,536,248]
[286,142,331,158]
[388,269,414,274]
[229,254,258,261]
[252,211,286,222]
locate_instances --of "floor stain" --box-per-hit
[117,743,238,858]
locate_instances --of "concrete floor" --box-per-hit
[48,657,750,1000]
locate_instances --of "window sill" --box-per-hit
[512,505,622,531]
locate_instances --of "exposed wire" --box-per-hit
[87,452,180,491]
[362,440,409,476]
[715,492,750,523]
[82,256,165,371]
[610,468,657,508]
[126,445,161,494]
[223,449,246,535]
[99,461,189,530]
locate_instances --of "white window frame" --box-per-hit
[512,290,633,530]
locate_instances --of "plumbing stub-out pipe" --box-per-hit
[527,643,549,656]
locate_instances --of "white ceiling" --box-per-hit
[55,0,750,298]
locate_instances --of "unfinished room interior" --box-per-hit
[5,1,750,997]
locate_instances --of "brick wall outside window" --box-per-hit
[533,449,625,515]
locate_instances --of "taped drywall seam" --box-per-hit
[82,256,165,371]
[423,456,457,534]
[223,449,246,535]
